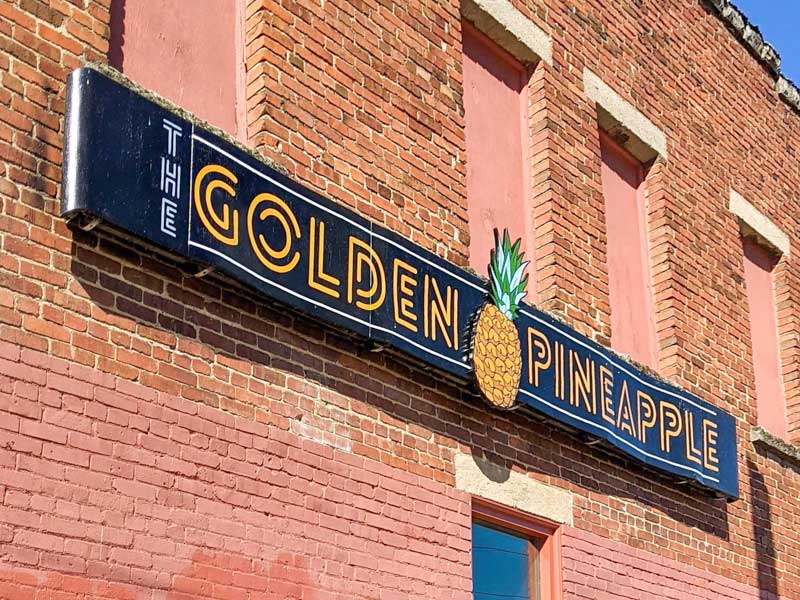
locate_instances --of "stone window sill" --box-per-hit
[750,426,800,465]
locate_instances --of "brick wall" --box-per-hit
[245,0,471,264]
[0,343,473,599]
[0,0,799,598]
[563,527,778,600]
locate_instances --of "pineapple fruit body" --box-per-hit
[473,303,522,409]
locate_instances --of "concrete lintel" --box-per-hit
[751,426,800,466]
[729,190,791,257]
[454,453,573,525]
[461,0,552,66]
[583,69,668,162]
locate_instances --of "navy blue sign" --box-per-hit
[61,67,738,499]
[518,309,736,498]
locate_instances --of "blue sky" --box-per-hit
[733,0,800,84]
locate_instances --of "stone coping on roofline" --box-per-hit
[704,0,800,114]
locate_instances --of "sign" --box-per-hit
[61,67,739,499]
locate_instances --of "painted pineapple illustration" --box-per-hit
[472,230,530,408]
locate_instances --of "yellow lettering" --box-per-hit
[568,350,576,406]
[427,275,458,350]
[615,380,635,437]
[570,351,596,413]
[553,342,560,399]
[247,193,301,274]
[703,419,720,472]
[392,259,418,333]
[526,327,551,387]
[599,365,615,425]
[554,342,566,400]
[423,274,430,338]
[347,237,386,311]
[308,217,340,298]
[194,164,239,246]
[659,402,682,453]
[637,391,657,444]
[684,411,703,465]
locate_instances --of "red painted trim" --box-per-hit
[598,130,658,368]
[519,58,535,302]
[472,497,564,600]
[461,19,535,288]
[234,0,247,142]
[742,236,786,438]
[598,129,646,180]
[462,20,528,77]
[540,525,563,600]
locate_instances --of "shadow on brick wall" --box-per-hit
[68,227,731,541]
[748,459,779,600]
[108,0,126,71]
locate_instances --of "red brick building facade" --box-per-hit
[1,0,799,598]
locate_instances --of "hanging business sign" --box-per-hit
[61,67,739,499]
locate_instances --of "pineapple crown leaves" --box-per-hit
[488,229,529,321]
